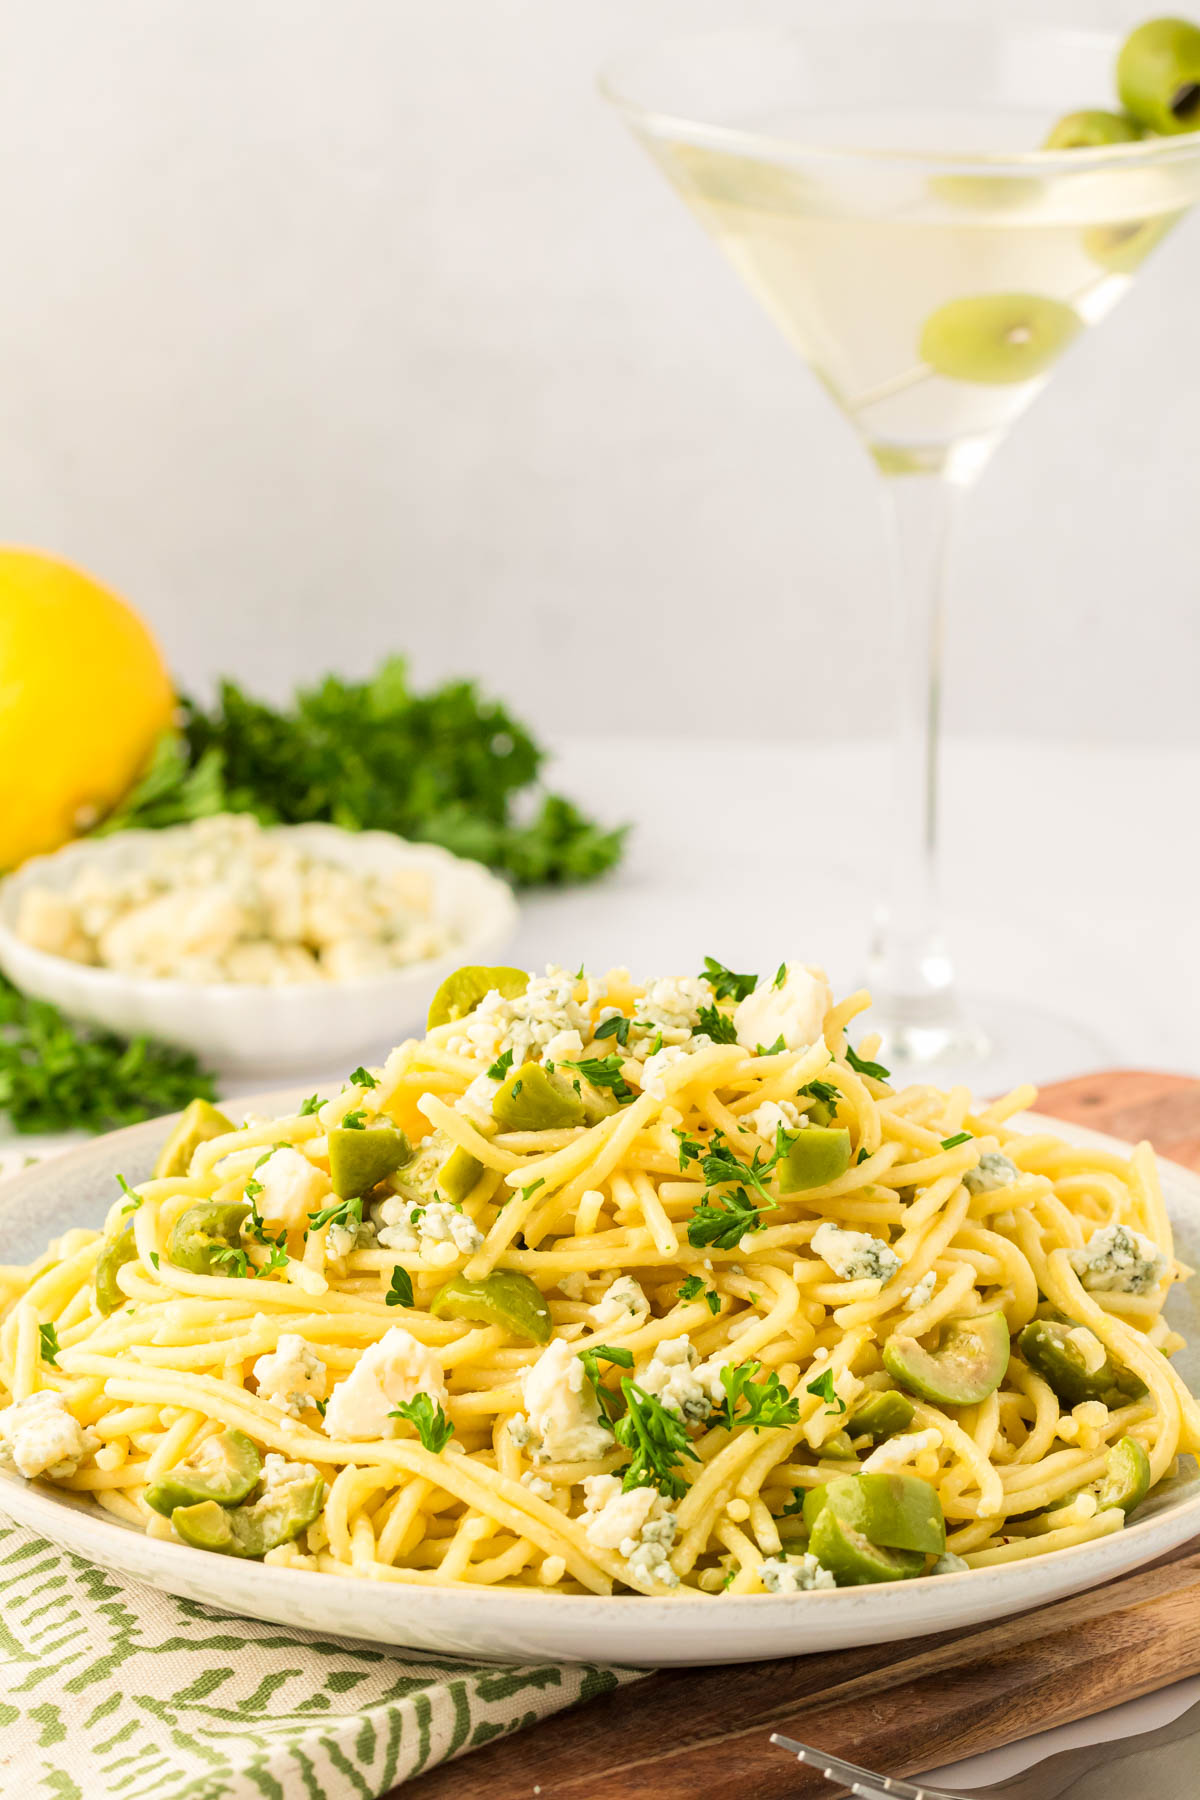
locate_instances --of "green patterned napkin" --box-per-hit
[0,1515,638,1798]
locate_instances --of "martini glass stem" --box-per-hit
[868,468,972,1062]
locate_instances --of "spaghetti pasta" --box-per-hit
[0,957,1193,1599]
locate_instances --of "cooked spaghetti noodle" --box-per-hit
[1,958,1194,1598]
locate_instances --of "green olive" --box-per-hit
[169,1200,250,1276]
[1094,1436,1152,1514]
[94,1219,138,1315]
[328,1124,412,1200]
[1043,109,1143,150]
[427,965,528,1030]
[919,293,1081,385]
[1017,1318,1146,1407]
[776,1126,852,1194]
[438,1145,484,1204]
[818,1430,859,1461]
[847,1390,916,1442]
[805,1472,945,1556]
[171,1472,324,1558]
[802,1484,829,1535]
[430,1270,552,1344]
[144,1428,262,1517]
[491,1062,586,1132]
[1117,17,1200,135]
[152,1098,236,1180]
[1083,212,1179,272]
[883,1311,1010,1407]
[808,1508,926,1586]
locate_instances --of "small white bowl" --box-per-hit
[0,824,518,1077]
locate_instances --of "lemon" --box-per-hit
[0,548,175,869]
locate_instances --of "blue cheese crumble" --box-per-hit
[760,1553,836,1593]
[964,1152,1020,1195]
[811,1222,901,1285]
[1069,1223,1167,1295]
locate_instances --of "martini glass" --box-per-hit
[602,18,1200,1080]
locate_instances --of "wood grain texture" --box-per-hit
[393,1070,1200,1798]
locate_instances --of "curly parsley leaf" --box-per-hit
[95,658,626,888]
[389,1393,455,1455]
[577,1344,634,1427]
[716,1361,801,1432]
[687,1186,771,1250]
[699,957,758,1003]
[696,1003,739,1045]
[614,1378,700,1498]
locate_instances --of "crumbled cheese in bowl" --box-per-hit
[12,814,458,984]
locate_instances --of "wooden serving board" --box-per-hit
[395,1069,1200,1799]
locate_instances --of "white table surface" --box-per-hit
[2,731,1198,1788]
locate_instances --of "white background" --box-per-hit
[0,0,1195,746]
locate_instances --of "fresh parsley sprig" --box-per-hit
[390,1393,455,1455]
[577,1344,634,1426]
[695,1003,739,1045]
[594,1014,630,1048]
[614,1378,700,1498]
[716,1361,801,1432]
[564,1056,633,1104]
[386,1268,415,1308]
[699,957,758,1003]
[845,1043,891,1082]
[686,1186,771,1251]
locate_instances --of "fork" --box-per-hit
[770,1733,972,1800]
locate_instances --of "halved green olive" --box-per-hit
[491,1062,586,1132]
[808,1508,926,1586]
[169,1200,250,1276]
[427,965,528,1030]
[848,1390,916,1442]
[1083,213,1178,273]
[919,293,1081,386]
[153,1098,235,1180]
[883,1311,1010,1407]
[1117,17,1200,135]
[818,1431,859,1461]
[1043,109,1142,150]
[439,1145,484,1204]
[95,1219,138,1315]
[328,1124,412,1200]
[171,1472,324,1558]
[1094,1436,1152,1514]
[430,1270,552,1344]
[776,1127,852,1194]
[145,1428,262,1517]
[805,1472,945,1556]
[1017,1318,1146,1407]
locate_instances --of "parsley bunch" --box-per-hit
[96,657,626,887]
[0,973,216,1137]
[715,1362,801,1432]
[614,1378,700,1498]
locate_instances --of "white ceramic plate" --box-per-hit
[0,825,518,1076]
[1,1107,1197,1666]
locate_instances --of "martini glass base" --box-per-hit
[868,991,1114,1096]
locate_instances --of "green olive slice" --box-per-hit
[427,965,528,1030]
[1117,17,1200,135]
[806,1472,945,1556]
[883,1311,1010,1406]
[919,294,1081,386]
[1017,1318,1146,1407]
[429,1271,552,1344]
[491,1062,586,1132]
[808,1508,925,1586]
[171,1473,324,1558]
[1043,109,1142,150]
[1094,1436,1152,1514]
[776,1127,852,1194]
[818,1431,859,1461]
[847,1390,916,1441]
[438,1145,484,1204]
[145,1428,262,1517]
[169,1200,250,1276]
[94,1219,138,1315]
[152,1098,236,1180]
[328,1124,412,1200]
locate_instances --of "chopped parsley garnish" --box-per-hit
[341,1109,368,1131]
[255,1241,290,1277]
[805,1368,846,1414]
[856,1146,871,1165]
[520,1178,545,1203]
[715,1362,801,1432]
[683,1128,784,1204]
[614,1378,700,1498]
[756,1036,786,1057]
[772,962,788,989]
[314,1397,328,1418]
[116,1173,142,1214]
[781,1489,806,1517]
[699,957,758,1003]
[386,1267,415,1308]
[565,1056,633,1104]
[594,1014,630,1048]
[510,1079,523,1098]
[298,1094,324,1116]
[677,1275,721,1314]
[149,1251,160,1270]
[696,1003,739,1045]
[38,1322,60,1366]
[390,1394,455,1455]
[845,1044,891,1082]
[244,1178,264,1203]
[487,1048,515,1081]
[941,1132,973,1150]
[687,1187,771,1251]
[209,1243,250,1279]
[349,1066,378,1089]
[311,1193,365,1234]
[577,1344,634,1426]
[800,1079,839,1110]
